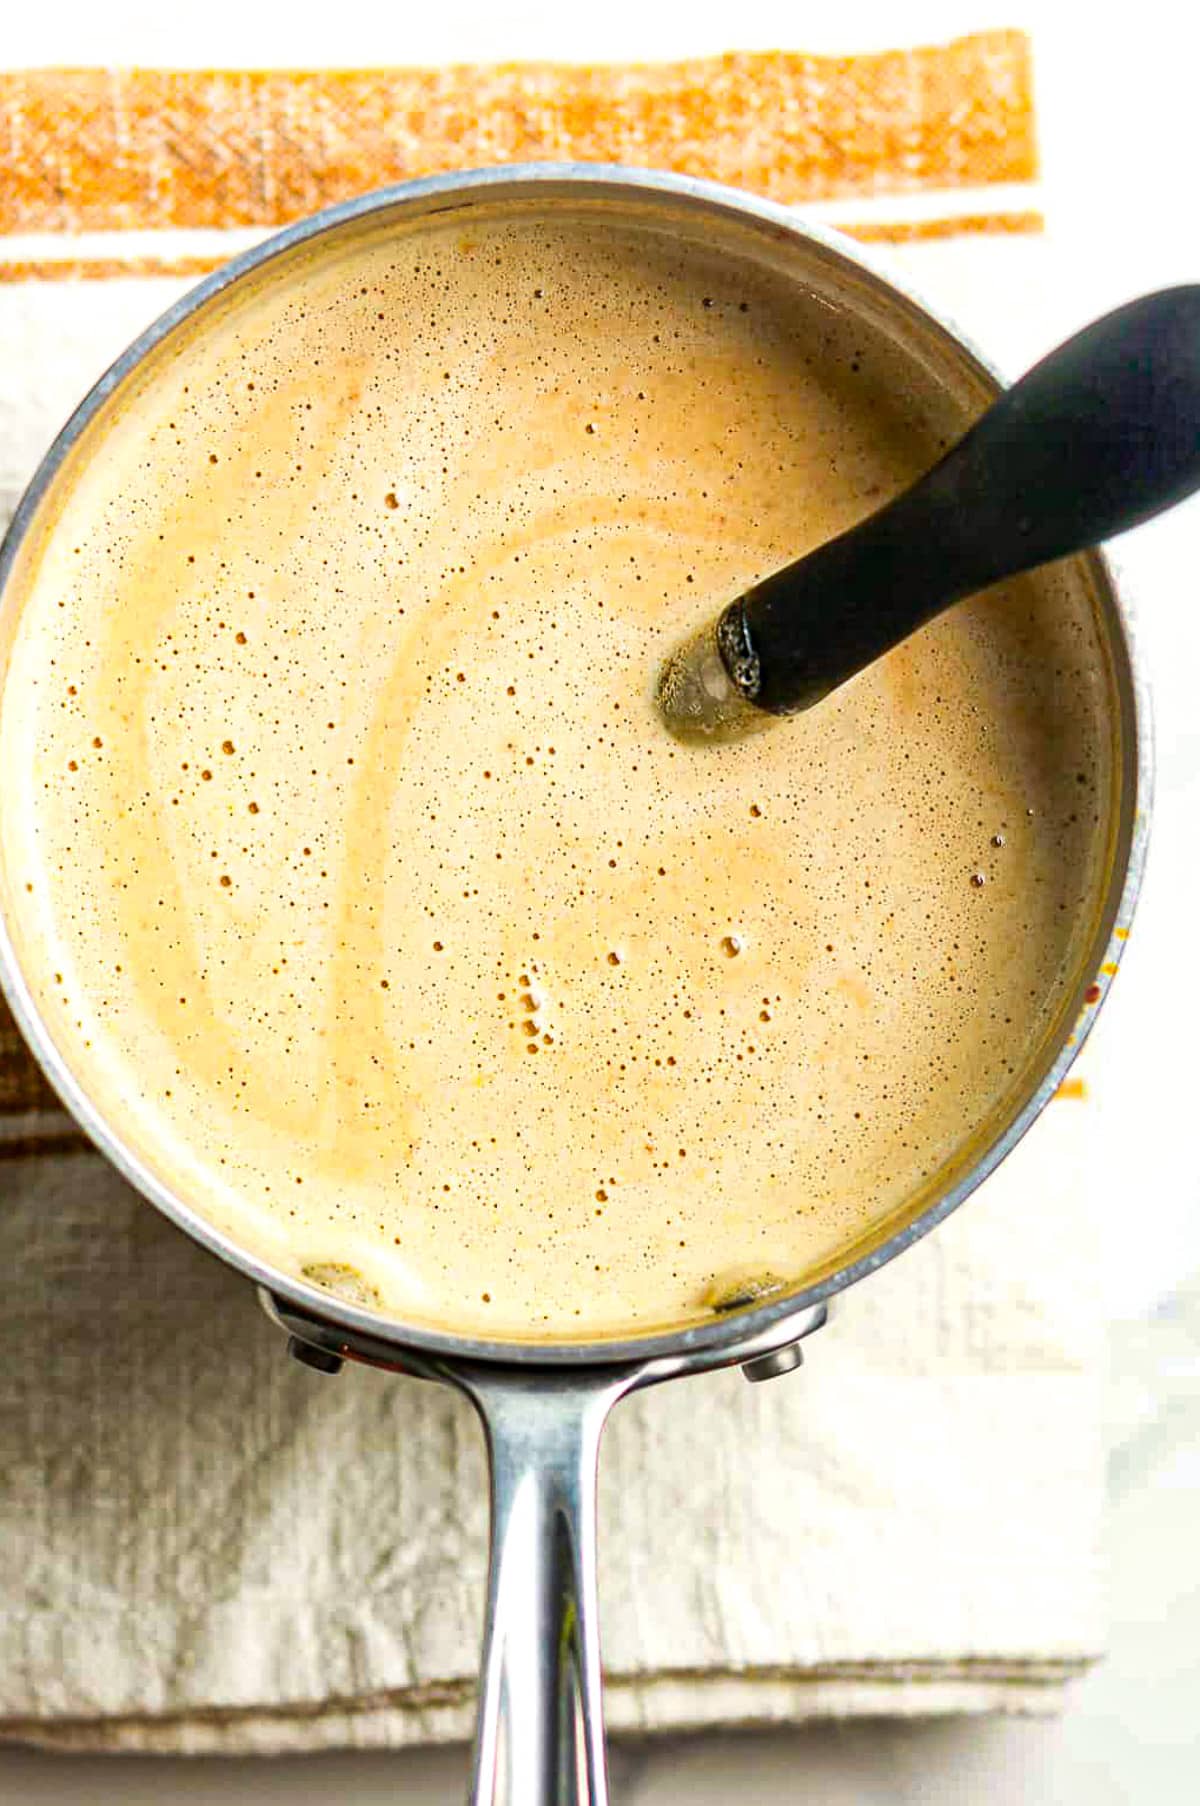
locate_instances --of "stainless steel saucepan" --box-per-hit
[0,167,1148,1805]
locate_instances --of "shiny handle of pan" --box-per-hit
[463,1368,638,1806]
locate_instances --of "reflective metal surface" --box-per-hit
[0,165,1152,1805]
[465,1371,626,1806]
[263,1287,831,1806]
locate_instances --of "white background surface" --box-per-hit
[2,3,1198,1800]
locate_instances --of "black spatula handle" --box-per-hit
[737,285,1200,714]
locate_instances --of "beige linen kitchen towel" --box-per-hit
[0,32,1108,1754]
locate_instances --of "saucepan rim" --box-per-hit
[0,162,1152,1370]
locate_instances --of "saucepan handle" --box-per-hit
[458,1368,636,1806]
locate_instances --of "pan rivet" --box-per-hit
[741,1342,805,1383]
[287,1335,344,1376]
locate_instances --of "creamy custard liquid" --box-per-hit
[0,208,1115,1337]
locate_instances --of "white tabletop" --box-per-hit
[1,3,1198,1801]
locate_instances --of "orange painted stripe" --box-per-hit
[849,208,1043,244]
[0,211,1044,283]
[0,1017,61,1117]
[0,33,1036,239]
[0,255,226,282]
[0,1129,87,1161]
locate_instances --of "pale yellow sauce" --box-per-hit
[0,210,1114,1336]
